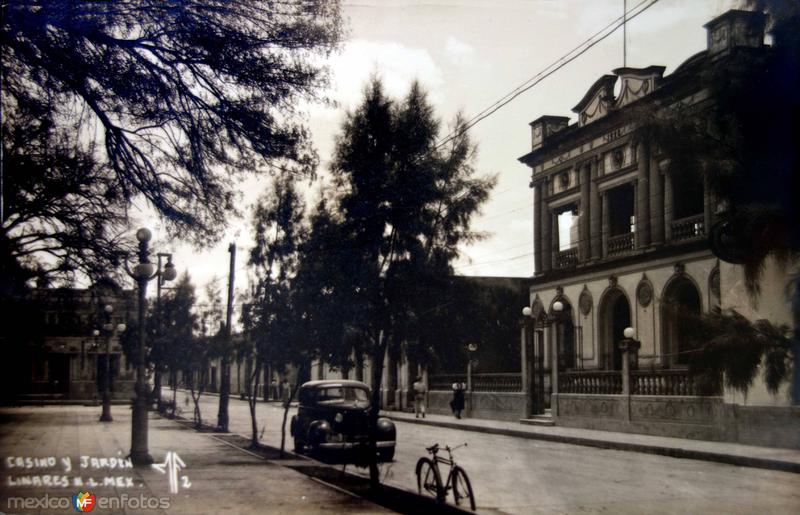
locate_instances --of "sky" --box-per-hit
[142,0,740,308]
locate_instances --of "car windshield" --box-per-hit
[313,386,370,408]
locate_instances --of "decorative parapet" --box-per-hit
[612,66,665,109]
[529,115,570,151]
[572,75,617,127]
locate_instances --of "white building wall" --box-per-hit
[720,256,798,407]
[530,252,717,371]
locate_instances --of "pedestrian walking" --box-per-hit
[412,376,427,418]
[281,379,291,407]
[270,379,278,401]
[450,382,465,419]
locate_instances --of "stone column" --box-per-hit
[601,191,609,257]
[520,321,533,418]
[535,329,546,413]
[550,322,560,416]
[636,142,651,248]
[540,179,552,273]
[579,164,590,262]
[590,159,602,260]
[649,154,664,245]
[551,214,560,268]
[664,167,674,241]
[534,183,543,274]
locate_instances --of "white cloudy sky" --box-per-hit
[145,0,740,306]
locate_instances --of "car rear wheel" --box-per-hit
[293,438,304,453]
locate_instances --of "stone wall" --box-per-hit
[555,393,799,449]
[428,390,525,422]
[732,405,800,449]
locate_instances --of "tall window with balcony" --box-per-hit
[605,184,635,257]
[556,208,579,268]
[670,170,705,241]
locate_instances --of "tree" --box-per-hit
[245,172,306,449]
[307,79,494,485]
[156,273,199,417]
[1,0,343,287]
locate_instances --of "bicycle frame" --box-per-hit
[416,443,475,510]
[431,445,461,493]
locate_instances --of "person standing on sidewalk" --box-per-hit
[413,376,426,418]
[450,382,465,419]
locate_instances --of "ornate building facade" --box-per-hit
[519,10,797,448]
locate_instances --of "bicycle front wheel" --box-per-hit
[416,457,443,503]
[452,465,476,511]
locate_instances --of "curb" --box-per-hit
[383,414,800,475]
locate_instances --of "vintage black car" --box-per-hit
[290,380,396,462]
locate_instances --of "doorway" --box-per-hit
[599,288,631,370]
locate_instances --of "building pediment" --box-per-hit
[572,75,616,127]
[612,66,665,109]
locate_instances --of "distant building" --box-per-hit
[2,281,137,402]
[311,275,529,414]
[518,10,797,448]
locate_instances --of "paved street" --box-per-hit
[180,390,800,514]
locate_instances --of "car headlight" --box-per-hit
[335,412,344,423]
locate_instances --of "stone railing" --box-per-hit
[428,373,521,393]
[560,371,622,394]
[555,247,579,269]
[607,233,634,256]
[671,214,705,241]
[429,374,466,391]
[632,369,721,396]
[473,373,522,393]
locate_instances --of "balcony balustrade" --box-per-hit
[607,233,634,256]
[555,247,579,269]
[671,214,705,241]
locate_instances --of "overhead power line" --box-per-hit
[435,0,661,150]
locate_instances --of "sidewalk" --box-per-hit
[381,409,800,474]
[0,406,390,514]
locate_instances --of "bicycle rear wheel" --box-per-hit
[452,465,476,511]
[415,457,443,503]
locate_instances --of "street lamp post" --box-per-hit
[99,304,126,422]
[551,301,564,412]
[124,227,176,466]
[466,342,478,418]
[619,327,641,396]
[153,253,177,411]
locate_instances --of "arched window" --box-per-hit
[598,288,631,370]
[550,298,576,371]
[661,276,702,367]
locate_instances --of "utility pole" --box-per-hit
[623,0,627,67]
[217,243,235,432]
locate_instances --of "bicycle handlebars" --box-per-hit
[426,442,467,455]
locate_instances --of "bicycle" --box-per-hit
[415,443,476,511]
